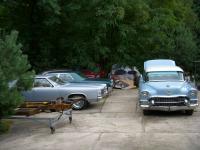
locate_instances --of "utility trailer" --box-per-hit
[8,98,76,134]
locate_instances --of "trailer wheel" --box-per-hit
[69,116,72,123]
[50,127,55,134]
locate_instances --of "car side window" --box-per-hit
[59,74,74,82]
[34,78,52,87]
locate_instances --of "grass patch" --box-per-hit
[0,120,13,134]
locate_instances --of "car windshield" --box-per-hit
[146,71,184,82]
[48,76,66,85]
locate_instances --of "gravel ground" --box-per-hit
[0,89,200,150]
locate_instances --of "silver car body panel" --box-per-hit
[42,72,113,93]
[22,76,107,102]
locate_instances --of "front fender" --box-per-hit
[66,93,87,100]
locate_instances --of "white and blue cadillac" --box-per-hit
[139,59,198,115]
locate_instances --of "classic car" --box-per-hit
[41,70,113,93]
[139,59,198,115]
[22,75,108,110]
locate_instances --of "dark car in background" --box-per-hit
[81,64,107,78]
[82,69,107,78]
[41,70,113,93]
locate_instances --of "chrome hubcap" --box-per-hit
[73,100,85,109]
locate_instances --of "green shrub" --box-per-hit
[0,30,34,125]
[0,120,12,134]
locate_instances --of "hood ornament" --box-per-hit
[167,90,171,95]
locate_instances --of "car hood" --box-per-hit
[70,80,110,86]
[84,78,112,86]
[143,81,193,96]
[60,83,105,89]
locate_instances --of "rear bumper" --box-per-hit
[140,104,198,111]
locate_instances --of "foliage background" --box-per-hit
[0,0,200,133]
[0,0,200,73]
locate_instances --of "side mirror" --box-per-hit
[185,76,191,82]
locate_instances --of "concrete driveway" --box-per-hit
[0,89,200,150]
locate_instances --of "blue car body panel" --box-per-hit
[139,59,198,112]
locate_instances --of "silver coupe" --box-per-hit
[22,75,107,110]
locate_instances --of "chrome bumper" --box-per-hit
[140,104,198,111]
[97,96,103,100]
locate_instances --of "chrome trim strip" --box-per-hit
[140,104,198,111]
[149,95,187,98]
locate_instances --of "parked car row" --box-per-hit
[22,70,113,110]
[21,60,199,115]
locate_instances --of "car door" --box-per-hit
[32,78,59,101]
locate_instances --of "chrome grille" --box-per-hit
[101,88,107,95]
[149,97,187,106]
[101,89,104,95]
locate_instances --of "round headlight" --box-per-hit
[189,90,197,97]
[98,90,102,96]
[104,87,108,94]
[141,91,149,97]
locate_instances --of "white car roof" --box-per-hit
[145,66,183,72]
[144,59,176,71]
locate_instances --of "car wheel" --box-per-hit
[185,110,194,115]
[72,99,88,110]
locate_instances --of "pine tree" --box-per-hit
[0,30,34,120]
